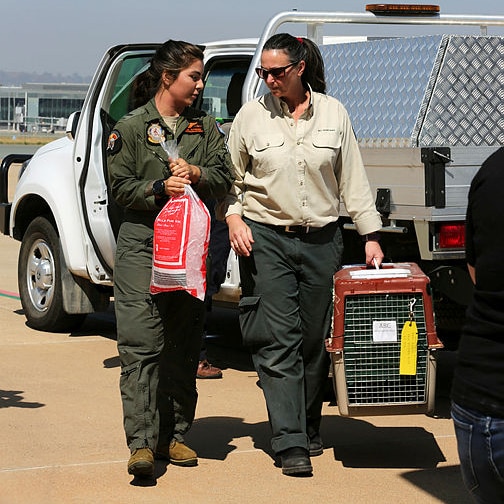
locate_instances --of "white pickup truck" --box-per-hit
[1,5,503,337]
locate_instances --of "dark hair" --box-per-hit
[262,33,326,94]
[130,40,205,109]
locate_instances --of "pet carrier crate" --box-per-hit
[326,262,443,417]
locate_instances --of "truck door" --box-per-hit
[194,55,252,304]
[75,47,157,279]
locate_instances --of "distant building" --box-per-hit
[0,82,89,132]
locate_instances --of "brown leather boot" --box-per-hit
[127,448,154,477]
[166,439,198,466]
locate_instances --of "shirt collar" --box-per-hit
[270,83,314,119]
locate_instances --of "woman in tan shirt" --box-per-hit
[221,33,383,476]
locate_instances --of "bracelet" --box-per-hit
[362,232,381,242]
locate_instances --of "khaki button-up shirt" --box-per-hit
[222,90,381,236]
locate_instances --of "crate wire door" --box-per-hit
[342,292,428,407]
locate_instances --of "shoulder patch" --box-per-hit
[215,119,226,136]
[106,130,122,155]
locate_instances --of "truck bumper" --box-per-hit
[0,202,11,235]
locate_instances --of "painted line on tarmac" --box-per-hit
[0,448,268,473]
[0,459,126,473]
[0,289,20,300]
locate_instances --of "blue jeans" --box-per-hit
[451,401,504,504]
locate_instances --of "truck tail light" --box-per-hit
[438,223,465,249]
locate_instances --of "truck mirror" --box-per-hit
[66,111,81,141]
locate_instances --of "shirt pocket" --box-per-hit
[311,129,342,168]
[312,129,342,150]
[252,133,285,175]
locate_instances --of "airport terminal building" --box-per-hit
[0,82,88,133]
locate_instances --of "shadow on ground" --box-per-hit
[187,407,467,502]
[68,302,464,500]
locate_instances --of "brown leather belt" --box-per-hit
[246,218,339,236]
[282,225,314,234]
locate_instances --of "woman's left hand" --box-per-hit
[164,175,190,196]
[365,241,384,268]
[169,157,201,185]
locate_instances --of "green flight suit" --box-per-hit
[107,98,234,452]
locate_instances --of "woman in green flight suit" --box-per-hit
[107,40,234,479]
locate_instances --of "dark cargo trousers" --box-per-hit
[114,221,205,452]
[239,219,343,455]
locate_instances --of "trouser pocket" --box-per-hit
[238,296,274,348]
[451,402,478,493]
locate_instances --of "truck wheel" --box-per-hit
[18,216,86,332]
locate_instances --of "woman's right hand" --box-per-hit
[226,214,254,257]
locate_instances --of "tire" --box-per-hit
[18,216,86,332]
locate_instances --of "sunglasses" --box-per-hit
[255,61,299,80]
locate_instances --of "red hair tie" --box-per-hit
[296,37,304,44]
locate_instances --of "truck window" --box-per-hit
[200,58,250,122]
[108,55,152,123]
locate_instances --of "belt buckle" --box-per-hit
[284,225,310,233]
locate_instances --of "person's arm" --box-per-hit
[225,213,254,257]
[188,118,235,200]
[108,123,162,211]
[465,184,475,284]
[336,104,384,267]
[468,264,476,284]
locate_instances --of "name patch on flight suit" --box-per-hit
[106,130,122,155]
[146,120,168,145]
[184,120,204,134]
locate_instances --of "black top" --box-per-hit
[451,147,504,417]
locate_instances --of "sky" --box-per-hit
[1,0,503,77]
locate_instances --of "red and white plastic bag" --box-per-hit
[150,139,211,300]
[150,185,210,300]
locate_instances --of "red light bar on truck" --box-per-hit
[366,4,440,16]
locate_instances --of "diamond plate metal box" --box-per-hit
[327,263,443,416]
[321,35,504,147]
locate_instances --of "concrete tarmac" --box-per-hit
[0,233,471,504]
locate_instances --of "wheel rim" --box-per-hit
[25,238,55,313]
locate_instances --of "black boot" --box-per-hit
[279,447,312,476]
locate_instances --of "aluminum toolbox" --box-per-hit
[326,263,443,417]
[321,35,503,228]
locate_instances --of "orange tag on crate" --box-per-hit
[399,321,418,375]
